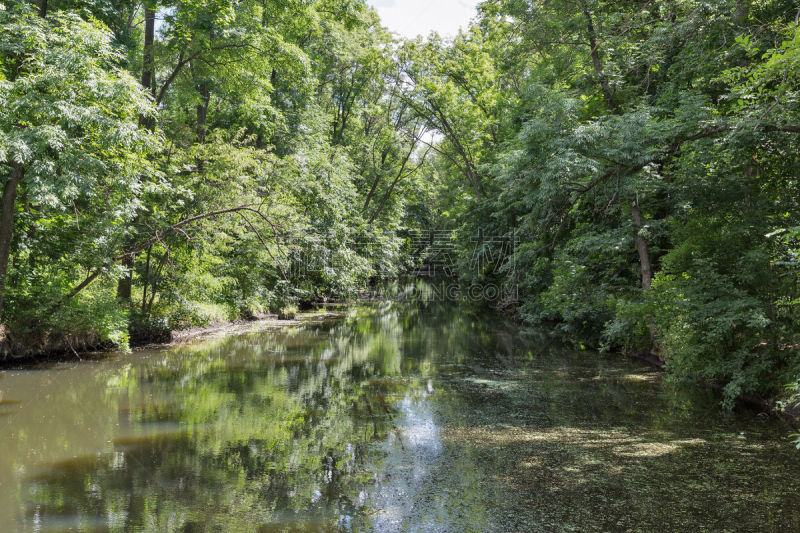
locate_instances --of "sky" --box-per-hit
[367,0,482,40]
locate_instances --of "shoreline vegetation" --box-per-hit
[1,0,800,436]
[0,307,347,367]
[2,296,797,427]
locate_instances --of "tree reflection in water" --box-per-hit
[7,299,800,531]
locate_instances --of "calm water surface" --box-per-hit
[1,301,799,531]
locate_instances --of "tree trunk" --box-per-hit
[0,163,22,326]
[632,195,659,354]
[369,174,402,225]
[364,140,415,213]
[362,172,382,213]
[119,5,155,303]
[141,245,152,314]
[117,255,133,304]
[137,5,156,132]
[37,0,47,17]
[631,197,652,291]
[735,0,751,23]
[142,7,156,98]
[196,85,210,143]
[581,0,617,114]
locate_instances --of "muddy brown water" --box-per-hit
[1,301,799,531]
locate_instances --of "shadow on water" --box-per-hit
[2,298,800,531]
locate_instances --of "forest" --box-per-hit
[1,0,800,416]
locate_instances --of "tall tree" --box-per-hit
[0,5,155,327]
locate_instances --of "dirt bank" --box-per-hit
[0,310,347,368]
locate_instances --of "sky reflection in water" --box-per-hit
[1,301,799,531]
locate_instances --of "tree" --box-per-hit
[415,0,800,405]
[0,4,155,329]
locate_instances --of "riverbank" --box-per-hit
[0,309,347,368]
[159,309,347,347]
[626,349,800,421]
[2,298,797,424]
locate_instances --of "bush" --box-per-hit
[651,259,774,406]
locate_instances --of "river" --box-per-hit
[1,299,799,531]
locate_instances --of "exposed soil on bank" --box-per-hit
[0,309,347,369]
[148,310,347,348]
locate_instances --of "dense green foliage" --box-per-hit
[412,0,800,409]
[1,0,799,415]
[0,0,433,353]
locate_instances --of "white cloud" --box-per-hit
[367,0,481,39]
